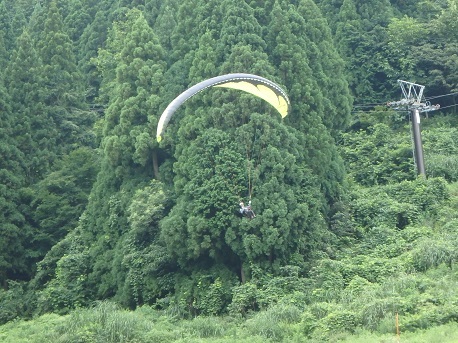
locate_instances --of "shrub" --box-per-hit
[55,301,151,343]
[167,267,237,317]
[351,188,419,230]
[411,236,456,272]
[243,309,286,341]
[308,259,344,302]
[402,303,458,332]
[320,309,358,333]
[300,311,318,337]
[340,275,373,304]
[0,313,64,343]
[0,281,35,324]
[426,154,458,181]
[184,316,228,338]
[268,303,302,324]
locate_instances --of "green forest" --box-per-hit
[1,0,458,341]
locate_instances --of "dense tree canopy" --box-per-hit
[0,1,457,338]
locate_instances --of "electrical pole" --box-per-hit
[387,80,440,177]
[411,108,425,175]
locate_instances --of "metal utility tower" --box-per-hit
[387,80,440,176]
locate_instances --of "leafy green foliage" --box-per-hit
[229,265,308,316]
[162,115,329,289]
[340,121,416,185]
[2,1,458,341]
[28,148,99,255]
[0,77,31,284]
[113,181,174,308]
[0,281,33,325]
[34,0,94,151]
[2,300,458,342]
[36,8,169,306]
[36,232,91,314]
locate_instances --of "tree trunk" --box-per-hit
[152,149,160,180]
[240,263,246,284]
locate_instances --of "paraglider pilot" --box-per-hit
[239,200,256,219]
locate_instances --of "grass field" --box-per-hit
[1,301,457,343]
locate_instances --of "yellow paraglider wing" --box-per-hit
[156,73,290,142]
[214,81,289,118]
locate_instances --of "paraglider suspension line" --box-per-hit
[244,124,265,199]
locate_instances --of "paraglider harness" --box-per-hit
[239,200,256,219]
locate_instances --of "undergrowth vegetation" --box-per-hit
[2,175,458,342]
[1,300,458,342]
[3,119,458,342]
[1,1,458,341]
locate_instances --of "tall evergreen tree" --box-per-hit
[35,0,94,153]
[296,0,352,133]
[0,2,13,60]
[265,0,352,135]
[76,7,114,105]
[264,0,351,203]
[27,0,46,42]
[0,0,28,54]
[5,30,53,183]
[3,24,96,285]
[62,0,91,43]
[151,0,178,52]
[28,147,100,261]
[334,0,361,92]
[159,0,336,293]
[318,0,395,103]
[216,0,267,62]
[170,0,222,63]
[164,0,222,92]
[1,29,45,284]
[88,7,166,299]
[0,74,29,285]
[0,26,7,72]
[35,9,167,308]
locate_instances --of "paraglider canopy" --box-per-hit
[156,73,290,142]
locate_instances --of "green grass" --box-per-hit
[1,302,457,343]
[331,322,458,343]
[0,313,65,343]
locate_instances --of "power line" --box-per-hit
[353,102,387,108]
[435,103,458,111]
[352,102,458,114]
[425,91,458,100]
[353,91,458,111]
[351,109,398,113]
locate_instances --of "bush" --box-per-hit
[55,301,151,343]
[411,236,456,272]
[0,313,64,343]
[340,275,373,304]
[243,309,286,341]
[325,322,458,343]
[184,316,228,338]
[168,267,237,317]
[320,309,358,333]
[402,303,458,331]
[0,281,35,324]
[36,247,91,314]
[308,259,344,302]
[228,282,259,316]
[229,272,308,316]
[268,303,302,324]
[351,188,419,230]
[426,154,458,181]
[299,311,318,337]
